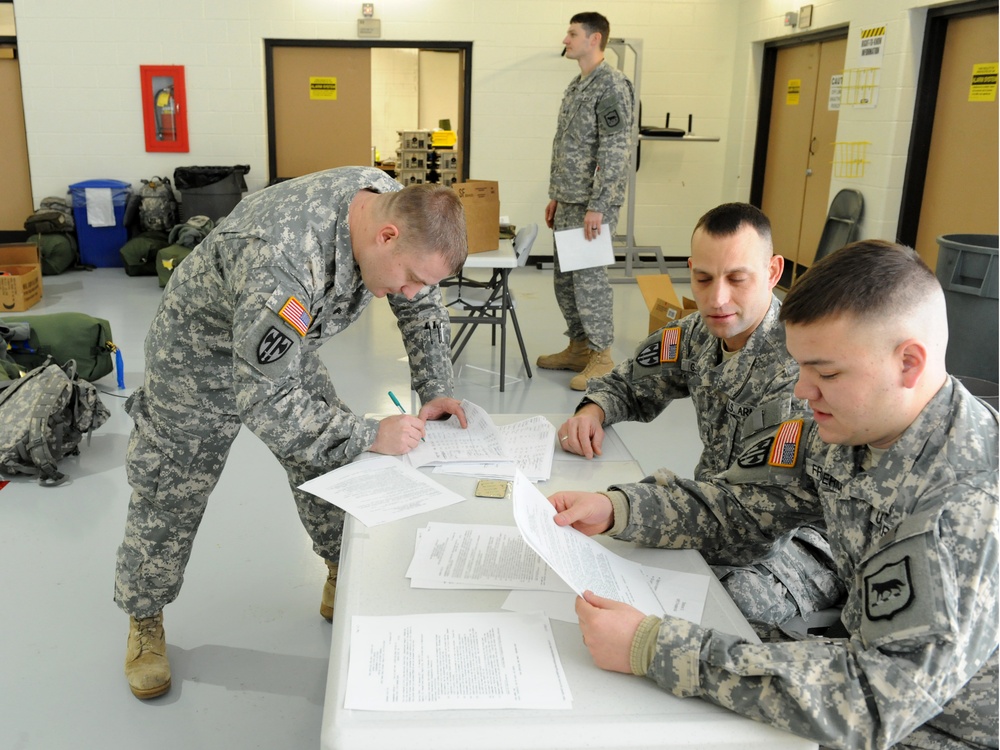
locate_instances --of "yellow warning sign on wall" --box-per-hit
[786,79,801,105]
[309,77,338,100]
[969,63,998,102]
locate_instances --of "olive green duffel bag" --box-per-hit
[1,312,121,383]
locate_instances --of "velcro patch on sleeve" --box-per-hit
[597,95,626,133]
[278,296,312,337]
[768,419,803,467]
[659,327,681,363]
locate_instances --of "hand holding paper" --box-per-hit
[554,223,614,272]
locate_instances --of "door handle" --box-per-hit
[809,136,817,156]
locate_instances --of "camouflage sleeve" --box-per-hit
[387,283,455,403]
[608,463,822,562]
[231,262,379,469]
[588,74,634,216]
[643,480,999,749]
[582,330,691,425]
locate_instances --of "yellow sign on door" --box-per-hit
[309,77,338,100]
[969,63,998,102]
[786,79,801,105]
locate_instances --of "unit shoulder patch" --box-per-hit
[596,95,626,133]
[864,557,914,621]
[257,326,294,365]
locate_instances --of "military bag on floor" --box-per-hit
[3,312,119,382]
[156,244,194,288]
[167,215,214,248]
[24,196,75,235]
[137,176,179,232]
[30,232,79,275]
[120,230,169,277]
[0,360,110,486]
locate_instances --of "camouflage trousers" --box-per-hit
[114,352,347,620]
[711,525,846,640]
[551,202,618,351]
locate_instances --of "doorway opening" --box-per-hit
[264,39,472,185]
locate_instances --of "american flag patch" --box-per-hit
[768,420,803,468]
[279,296,311,337]
[659,327,681,363]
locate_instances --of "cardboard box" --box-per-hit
[635,274,697,334]
[453,180,500,253]
[0,243,43,312]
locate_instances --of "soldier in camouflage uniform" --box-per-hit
[559,204,843,638]
[115,167,469,700]
[538,11,635,391]
[550,241,998,749]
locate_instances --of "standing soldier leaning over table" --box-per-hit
[551,241,998,750]
[538,11,635,391]
[558,203,844,638]
[115,167,469,701]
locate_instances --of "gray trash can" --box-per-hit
[174,165,250,223]
[935,234,998,384]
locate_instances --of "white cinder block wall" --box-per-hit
[12,0,959,258]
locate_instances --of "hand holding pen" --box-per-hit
[370,391,426,454]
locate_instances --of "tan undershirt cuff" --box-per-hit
[630,615,662,676]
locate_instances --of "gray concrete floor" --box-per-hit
[0,259,701,750]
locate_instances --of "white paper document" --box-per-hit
[432,415,556,481]
[298,455,466,527]
[553,223,615,272]
[511,471,663,615]
[406,522,571,592]
[345,612,573,711]
[404,400,508,467]
[502,565,709,625]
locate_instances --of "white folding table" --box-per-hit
[321,418,818,750]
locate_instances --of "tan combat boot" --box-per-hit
[320,560,338,621]
[570,348,614,391]
[536,338,591,372]
[125,612,171,699]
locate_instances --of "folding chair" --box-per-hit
[445,224,537,390]
[813,189,864,264]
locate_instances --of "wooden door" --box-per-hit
[914,11,999,270]
[272,46,372,178]
[760,38,846,285]
[798,38,848,268]
[0,50,33,234]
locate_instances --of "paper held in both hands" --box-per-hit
[553,223,615,272]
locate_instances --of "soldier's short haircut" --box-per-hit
[780,240,941,326]
[383,183,468,274]
[694,202,773,252]
[571,12,611,50]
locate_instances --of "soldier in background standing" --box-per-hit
[538,11,635,391]
[116,167,469,700]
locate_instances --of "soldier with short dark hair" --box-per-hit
[116,167,469,700]
[538,10,635,391]
[549,241,999,749]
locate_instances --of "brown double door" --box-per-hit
[760,38,847,286]
[912,10,998,270]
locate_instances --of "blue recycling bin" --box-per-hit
[69,179,131,267]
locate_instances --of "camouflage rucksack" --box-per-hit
[0,361,110,486]
[138,176,179,233]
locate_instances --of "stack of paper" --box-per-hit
[404,400,556,481]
